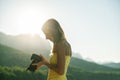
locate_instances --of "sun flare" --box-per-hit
[15,7,48,38]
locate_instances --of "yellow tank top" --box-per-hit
[47,54,71,80]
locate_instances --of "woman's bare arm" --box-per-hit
[32,43,65,75]
[43,43,65,75]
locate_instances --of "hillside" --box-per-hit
[0,43,119,72]
[102,62,120,69]
[70,57,120,72]
[0,32,51,54]
[0,44,120,80]
[1,66,120,80]
[0,43,30,67]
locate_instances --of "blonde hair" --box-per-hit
[42,18,66,43]
[42,19,72,56]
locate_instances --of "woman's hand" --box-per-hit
[32,54,49,69]
[39,54,49,65]
[32,61,43,69]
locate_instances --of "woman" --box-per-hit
[33,18,72,80]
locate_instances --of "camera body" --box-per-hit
[27,53,42,72]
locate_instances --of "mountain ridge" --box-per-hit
[0,31,120,72]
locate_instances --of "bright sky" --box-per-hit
[0,0,120,63]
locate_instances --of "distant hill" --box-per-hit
[70,57,120,72]
[0,32,51,54]
[72,52,83,59]
[102,62,120,69]
[0,32,87,59]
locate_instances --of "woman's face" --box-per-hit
[44,31,54,42]
[43,25,57,42]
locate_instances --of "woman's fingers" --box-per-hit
[32,62,43,68]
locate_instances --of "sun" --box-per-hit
[17,24,45,38]
[15,7,48,38]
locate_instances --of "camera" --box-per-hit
[26,53,42,72]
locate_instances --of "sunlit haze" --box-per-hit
[0,0,120,63]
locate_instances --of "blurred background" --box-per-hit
[0,0,120,80]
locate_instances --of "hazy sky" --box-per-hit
[0,0,120,63]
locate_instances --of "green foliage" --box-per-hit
[0,66,120,80]
[67,66,120,80]
[0,66,47,80]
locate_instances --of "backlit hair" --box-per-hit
[42,18,66,43]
